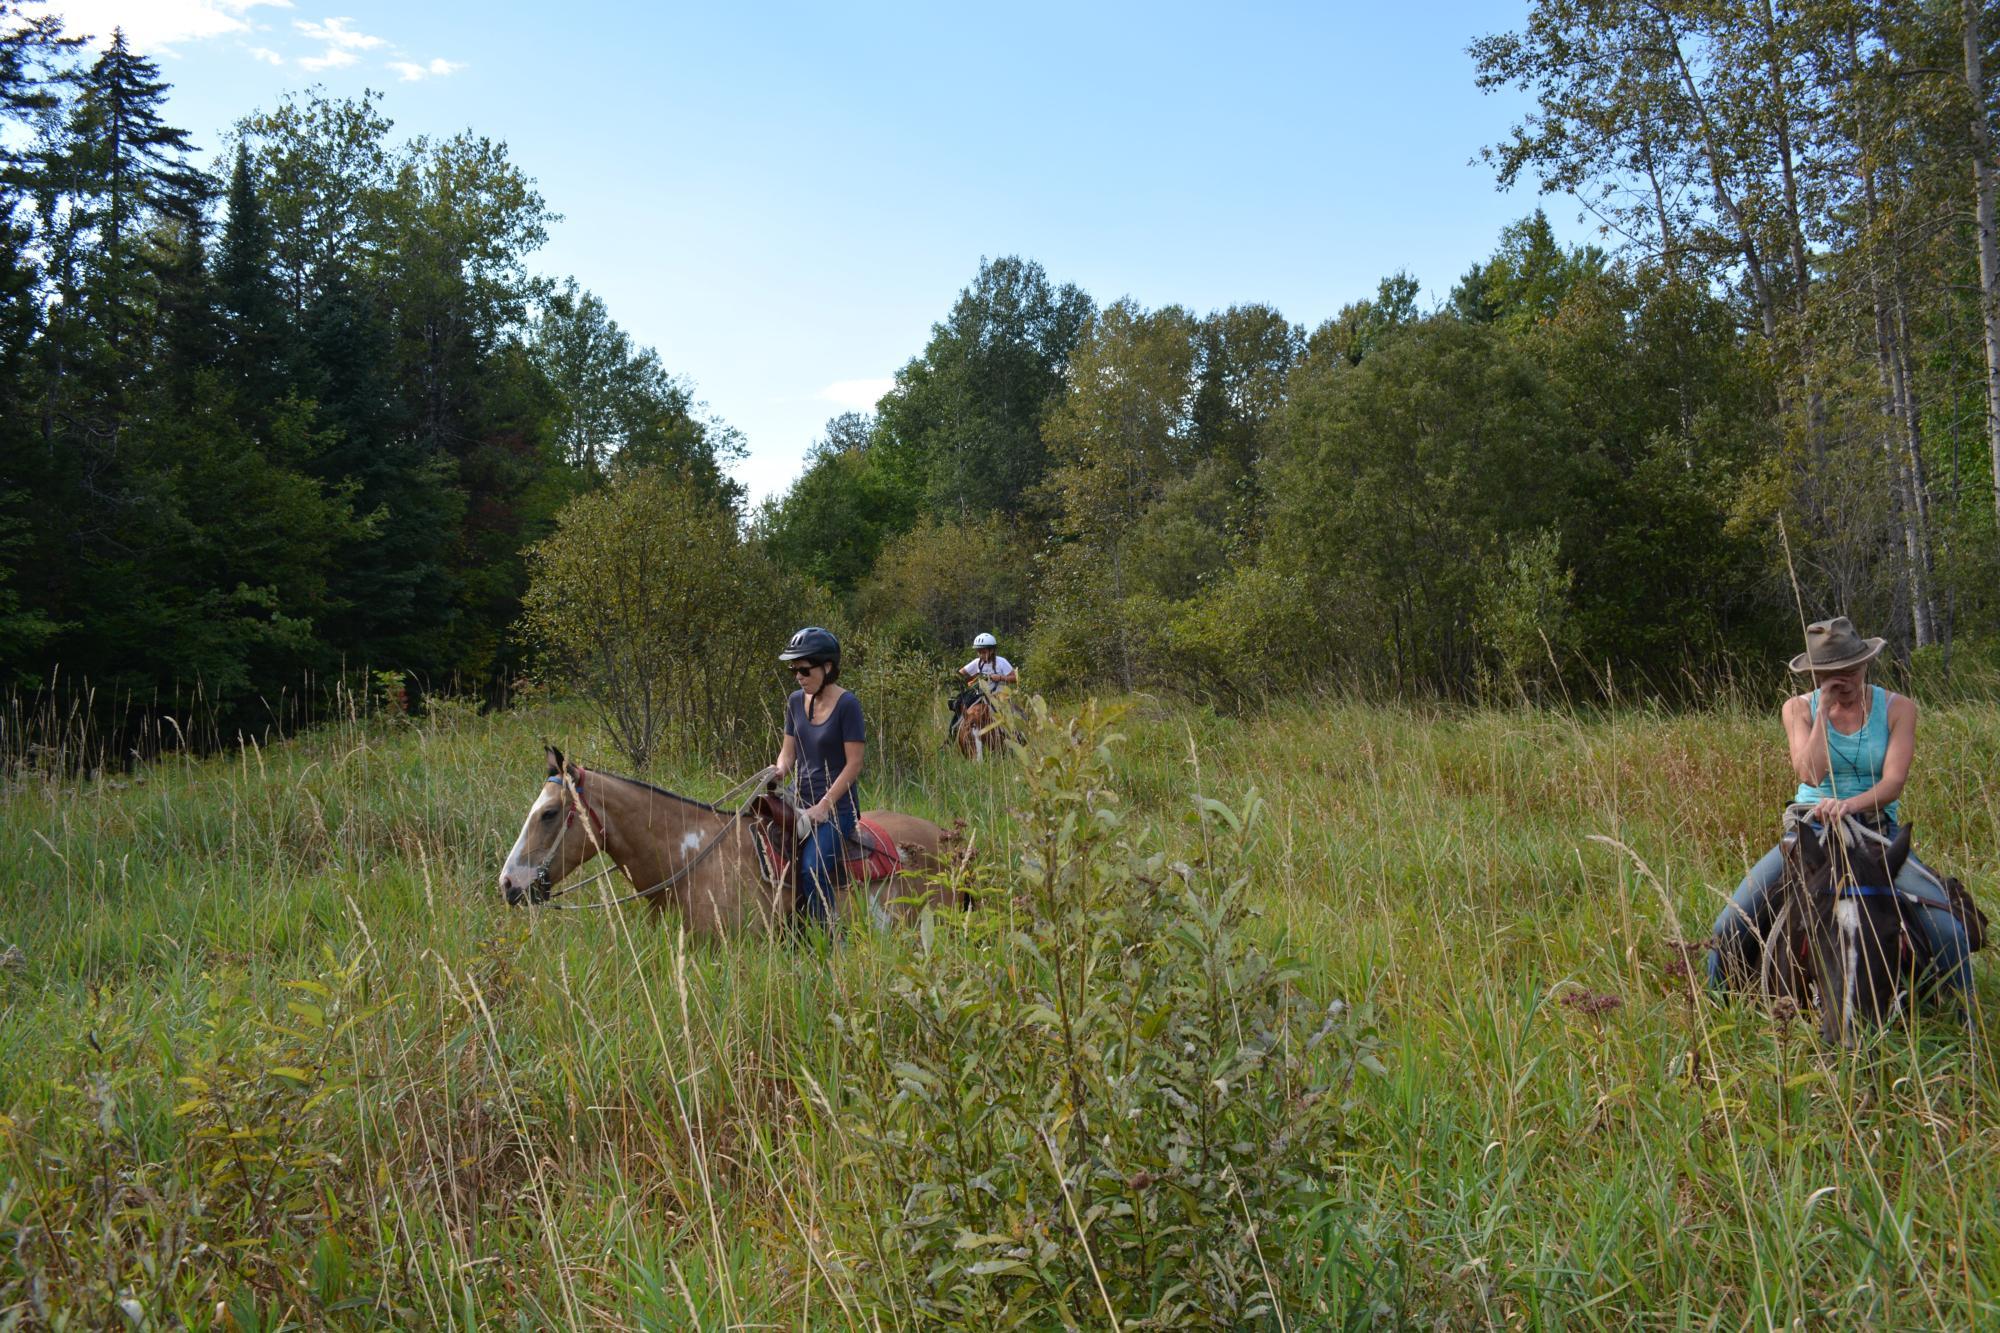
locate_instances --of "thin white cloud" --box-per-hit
[248,45,284,64]
[293,15,383,49]
[46,0,292,52]
[297,45,356,71]
[389,56,464,81]
[818,378,894,411]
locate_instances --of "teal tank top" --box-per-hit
[1794,684,1898,823]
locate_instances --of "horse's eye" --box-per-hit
[539,808,558,822]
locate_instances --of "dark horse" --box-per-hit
[1751,811,1929,1047]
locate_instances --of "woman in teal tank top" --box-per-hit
[1706,617,1972,1002]
[1793,682,1900,824]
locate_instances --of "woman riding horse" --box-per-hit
[1706,617,1972,1006]
[951,632,1017,744]
[772,626,864,928]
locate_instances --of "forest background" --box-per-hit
[3,0,2000,750]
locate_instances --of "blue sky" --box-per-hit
[43,0,1581,503]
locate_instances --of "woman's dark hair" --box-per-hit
[815,657,841,685]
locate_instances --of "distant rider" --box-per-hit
[952,632,1018,739]
[960,632,1017,690]
[771,626,863,927]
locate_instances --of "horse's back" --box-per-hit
[858,809,943,862]
[856,808,967,913]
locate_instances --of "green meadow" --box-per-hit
[3,695,1998,1329]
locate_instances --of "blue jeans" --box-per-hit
[1706,837,1972,1000]
[796,806,855,926]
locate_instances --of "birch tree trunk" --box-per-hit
[1892,285,1942,646]
[1860,161,1936,649]
[1966,0,2000,531]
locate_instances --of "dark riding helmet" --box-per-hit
[779,625,840,664]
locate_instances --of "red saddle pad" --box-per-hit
[843,818,902,881]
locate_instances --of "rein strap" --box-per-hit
[1820,883,1898,900]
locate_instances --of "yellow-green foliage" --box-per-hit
[837,699,1383,1326]
[520,468,812,770]
[841,633,946,781]
[854,514,1031,657]
[2,694,1998,1327]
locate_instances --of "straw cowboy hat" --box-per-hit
[1788,617,1887,674]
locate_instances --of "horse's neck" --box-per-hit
[593,775,723,872]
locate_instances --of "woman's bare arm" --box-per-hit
[1783,693,1831,784]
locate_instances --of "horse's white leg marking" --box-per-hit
[1836,899,1861,1043]
[679,830,702,862]
[500,787,561,887]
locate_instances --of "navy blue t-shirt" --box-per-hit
[785,688,865,816]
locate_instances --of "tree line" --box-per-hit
[762,0,2000,703]
[5,0,1999,748]
[0,6,740,738]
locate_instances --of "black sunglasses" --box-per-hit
[790,661,821,676]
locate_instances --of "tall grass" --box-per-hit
[1,691,1996,1326]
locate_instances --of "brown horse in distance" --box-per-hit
[498,746,964,936]
[955,683,1009,760]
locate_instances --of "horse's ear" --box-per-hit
[1889,822,1913,870]
[545,744,565,777]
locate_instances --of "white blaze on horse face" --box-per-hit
[501,784,563,889]
[1836,899,1862,1043]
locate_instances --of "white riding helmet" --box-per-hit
[973,632,997,649]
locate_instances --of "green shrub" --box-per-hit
[856,515,1032,657]
[1,950,383,1326]
[519,468,811,769]
[837,697,1385,1327]
[1021,548,1131,694]
[844,634,946,782]
[1025,565,1320,710]
[1162,566,1321,709]
[1474,526,1576,702]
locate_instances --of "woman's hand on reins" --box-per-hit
[1814,795,1855,823]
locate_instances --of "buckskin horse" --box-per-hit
[497,746,965,934]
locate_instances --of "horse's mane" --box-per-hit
[580,763,724,814]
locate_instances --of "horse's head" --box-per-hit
[1791,819,1910,887]
[497,746,596,906]
[1790,820,1917,1046]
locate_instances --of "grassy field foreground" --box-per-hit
[2,694,1998,1328]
